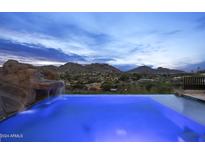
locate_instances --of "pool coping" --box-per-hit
[182,94,205,103]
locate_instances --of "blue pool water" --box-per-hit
[0,95,205,142]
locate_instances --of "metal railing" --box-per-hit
[183,76,205,90]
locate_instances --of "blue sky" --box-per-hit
[0,12,205,70]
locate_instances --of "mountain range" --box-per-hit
[181,61,205,72]
[38,62,185,75]
[128,66,185,74]
[59,63,121,74]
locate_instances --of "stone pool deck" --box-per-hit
[178,90,205,102]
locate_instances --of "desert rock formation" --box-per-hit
[0,60,64,119]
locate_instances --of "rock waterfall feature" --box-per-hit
[0,60,64,120]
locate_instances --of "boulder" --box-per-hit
[3,60,34,74]
[40,69,60,80]
[0,60,64,119]
[0,82,28,116]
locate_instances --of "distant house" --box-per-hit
[172,76,183,83]
[110,88,117,92]
[200,72,205,76]
[86,83,102,91]
[173,76,182,80]
[198,70,205,76]
[65,82,71,86]
[138,79,155,83]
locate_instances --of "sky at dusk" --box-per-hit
[0,12,205,71]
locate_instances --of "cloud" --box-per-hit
[0,52,66,67]
[0,13,205,69]
[0,13,112,46]
[0,38,87,65]
[0,13,113,59]
[92,57,116,63]
[162,30,182,36]
[195,16,205,30]
[128,44,146,53]
[0,28,95,56]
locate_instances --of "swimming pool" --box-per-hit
[0,95,205,142]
